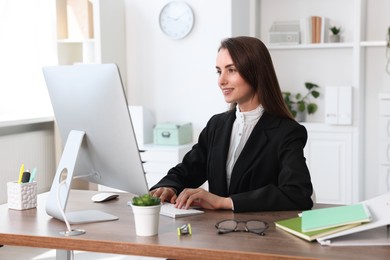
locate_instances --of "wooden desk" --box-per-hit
[0,190,389,260]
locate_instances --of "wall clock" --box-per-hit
[159,1,194,40]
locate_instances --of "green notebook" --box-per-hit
[275,217,361,242]
[301,203,371,232]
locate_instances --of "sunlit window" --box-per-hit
[0,0,57,116]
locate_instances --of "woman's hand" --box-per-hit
[150,187,177,204]
[175,188,233,210]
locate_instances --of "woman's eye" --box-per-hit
[216,70,221,75]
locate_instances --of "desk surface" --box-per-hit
[0,190,389,260]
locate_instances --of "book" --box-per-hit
[275,216,361,242]
[301,203,371,232]
[320,16,330,43]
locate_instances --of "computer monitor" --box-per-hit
[43,64,149,225]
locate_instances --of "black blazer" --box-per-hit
[151,110,313,212]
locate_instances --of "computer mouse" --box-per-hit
[91,192,119,203]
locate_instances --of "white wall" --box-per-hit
[124,0,250,137]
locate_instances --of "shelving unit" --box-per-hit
[256,0,389,203]
[378,93,390,194]
[55,0,126,86]
[267,43,354,50]
[139,144,192,188]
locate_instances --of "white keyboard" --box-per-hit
[160,203,204,218]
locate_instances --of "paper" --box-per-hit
[317,192,390,246]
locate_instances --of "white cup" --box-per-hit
[130,203,161,236]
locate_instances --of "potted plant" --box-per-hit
[283,82,320,122]
[329,26,341,42]
[130,194,161,236]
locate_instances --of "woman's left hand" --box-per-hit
[175,188,233,210]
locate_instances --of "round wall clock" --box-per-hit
[159,1,195,40]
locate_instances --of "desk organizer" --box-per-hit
[7,181,37,210]
[153,122,193,145]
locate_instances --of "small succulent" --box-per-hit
[131,194,161,206]
[329,26,341,35]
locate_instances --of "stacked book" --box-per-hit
[301,16,330,44]
[275,204,371,242]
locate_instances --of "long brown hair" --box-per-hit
[218,36,293,120]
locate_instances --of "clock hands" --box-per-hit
[164,11,189,22]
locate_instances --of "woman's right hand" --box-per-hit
[150,187,177,204]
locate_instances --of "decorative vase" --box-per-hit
[329,35,341,43]
[291,103,306,122]
[295,111,306,122]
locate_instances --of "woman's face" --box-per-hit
[216,48,259,112]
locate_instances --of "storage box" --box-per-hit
[153,122,193,145]
[7,181,37,210]
[269,21,300,45]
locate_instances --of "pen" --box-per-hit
[29,167,37,183]
[17,164,24,184]
[21,171,31,183]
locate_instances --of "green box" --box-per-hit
[153,122,193,145]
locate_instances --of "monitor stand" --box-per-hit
[45,130,118,226]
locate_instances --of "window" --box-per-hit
[0,0,57,116]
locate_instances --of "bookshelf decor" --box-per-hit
[269,21,300,45]
[329,26,341,43]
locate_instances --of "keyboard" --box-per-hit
[160,203,204,218]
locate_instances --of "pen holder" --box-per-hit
[7,181,37,210]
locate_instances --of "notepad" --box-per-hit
[301,204,371,232]
[275,217,361,242]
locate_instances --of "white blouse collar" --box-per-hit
[235,105,264,124]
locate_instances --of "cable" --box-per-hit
[57,179,72,232]
[56,173,93,233]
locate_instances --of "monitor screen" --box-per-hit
[43,64,149,224]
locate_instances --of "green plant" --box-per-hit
[329,26,341,35]
[283,82,320,117]
[132,194,161,206]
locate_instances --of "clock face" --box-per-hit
[159,1,194,40]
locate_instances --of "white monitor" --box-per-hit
[43,64,149,224]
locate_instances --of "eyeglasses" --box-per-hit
[215,219,269,236]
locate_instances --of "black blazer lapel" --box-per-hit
[209,111,235,196]
[228,112,280,193]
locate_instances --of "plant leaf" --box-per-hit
[297,101,305,112]
[307,103,318,114]
[311,90,320,98]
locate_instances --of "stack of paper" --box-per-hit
[275,203,371,242]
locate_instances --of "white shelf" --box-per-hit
[57,38,95,44]
[0,113,54,128]
[267,42,354,50]
[360,41,386,47]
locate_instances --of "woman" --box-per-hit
[150,36,313,212]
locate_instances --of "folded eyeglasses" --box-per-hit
[215,219,269,236]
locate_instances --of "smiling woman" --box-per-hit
[0,0,57,116]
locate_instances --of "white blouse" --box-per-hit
[226,105,264,191]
